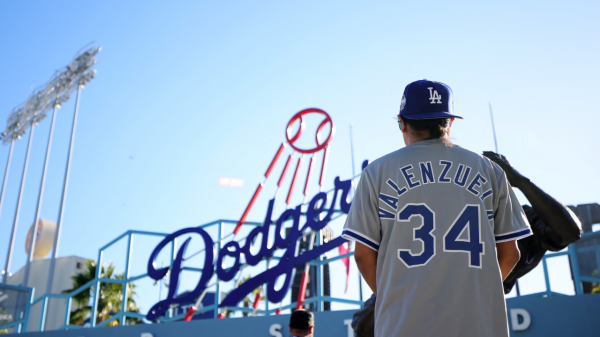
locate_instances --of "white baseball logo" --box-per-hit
[427,87,442,104]
[400,94,406,111]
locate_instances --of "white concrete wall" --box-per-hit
[7,256,89,332]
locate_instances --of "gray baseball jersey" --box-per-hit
[342,139,532,337]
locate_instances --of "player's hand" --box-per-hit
[482,151,527,188]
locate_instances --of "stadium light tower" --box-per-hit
[44,46,99,293]
[1,89,54,284]
[0,108,29,283]
[24,45,100,290]
[0,44,100,287]
[0,107,30,251]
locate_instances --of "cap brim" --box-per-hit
[401,112,463,120]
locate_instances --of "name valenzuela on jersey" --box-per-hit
[378,160,494,221]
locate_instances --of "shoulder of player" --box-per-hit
[364,143,499,178]
[362,148,404,172]
[447,143,484,159]
[453,144,504,174]
[445,145,512,192]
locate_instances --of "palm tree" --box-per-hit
[591,269,600,294]
[0,307,9,334]
[62,260,143,326]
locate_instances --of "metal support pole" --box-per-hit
[0,141,15,246]
[265,258,270,314]
[349,124,363,302]
[568,242,583,295]
[3,123,35,284]
[170,239,176,268]
[120,233,133,325]
[214,222,223,318]
[315,230,323,312]
[90,250,103,328]
[24,104,60,288]
[47,86,82,295]
[488,102,499,153]
[20,287,34,333]
[0,141,15,280]
[64,297,72,328]
[39,297,48,332]
[167,238,176,319]
[158,261,163,302]
[542,255,551,296]
[349,123,356,197]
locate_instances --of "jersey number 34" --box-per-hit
[397,204,484,268]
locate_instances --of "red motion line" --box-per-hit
[252,292,261,309]
[235,144,286,235]
[303,156,315,197]
[295,271,309,310]
[286,156,304,205]
[319,146,330,187]
[183,307,196,321]
[265,143,286,178]
[234,183,263,235]
[277,154,293,187]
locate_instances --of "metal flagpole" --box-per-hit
[23,102,60,288]
[349,123,363,302]
[2,122,35,284]
[489,102,499,153]
[349,123,357,196]
[46,85,82,294]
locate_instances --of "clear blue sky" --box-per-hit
[0,0,598,316]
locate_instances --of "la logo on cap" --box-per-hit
[428,87,442,104]
[399,79,463,120]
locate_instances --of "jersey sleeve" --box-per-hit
[342,169,382,251]
[492,166,533,243]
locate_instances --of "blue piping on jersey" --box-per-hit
[342,229,380,251]
[495,228,532,242]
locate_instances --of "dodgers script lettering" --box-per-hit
[146,176,352,320]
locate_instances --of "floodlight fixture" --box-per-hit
[1,44,101,285]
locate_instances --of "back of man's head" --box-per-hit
[397,79,463,145]
[289,309,314,337]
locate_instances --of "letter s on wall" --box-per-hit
[269,323,283,337]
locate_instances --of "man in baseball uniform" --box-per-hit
[342,79,531,337]
[350,152,582,337]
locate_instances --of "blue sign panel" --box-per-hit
[11,295,600,337]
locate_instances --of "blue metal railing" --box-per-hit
[0,283,34,333]
[11,219,600,332]
[17,217,358,332]
[570,231,600,293]
[512,230,600,298]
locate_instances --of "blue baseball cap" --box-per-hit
[399,79,463,119]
